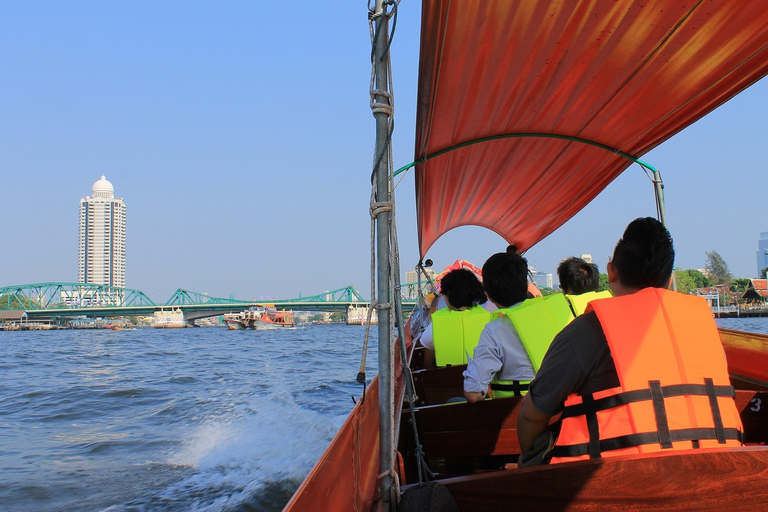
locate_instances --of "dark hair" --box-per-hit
[439,268,487,309]
[612,217,675,289]
[557,257,600,295]
[481,247,529,308]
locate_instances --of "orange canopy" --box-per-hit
[414,0,768,258]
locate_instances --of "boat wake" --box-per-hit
[103,391,338,512]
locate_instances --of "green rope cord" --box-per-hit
[393,132,658,176]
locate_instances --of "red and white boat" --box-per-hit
[251,307,296,330]
[223,312,249,330]
[224,307,296,330]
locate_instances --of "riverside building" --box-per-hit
[78,175,126,287]
[757,232,768,277]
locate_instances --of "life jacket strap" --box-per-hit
[704,378,727,444]
[649,380,672,449]
[550,428,745,458]
[556,378,742,459]
[560,382,735,419]
[490,380,530,396]
[582,393,601,459]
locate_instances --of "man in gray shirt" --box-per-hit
[463,247,535,402]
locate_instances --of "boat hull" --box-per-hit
[283,318,411,512]
[287,321,768,511]
[434,448,768,511]
[250,319,295,330]
[223,318,248,330]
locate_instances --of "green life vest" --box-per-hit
[431,305,491,366]
[490,294,575,398]
[566,290,613,316]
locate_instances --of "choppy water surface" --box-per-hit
[2,318,767,511]
[715,316,768,334]
[0,325,377,512]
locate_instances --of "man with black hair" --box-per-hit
[517,217,743,465]
[463,248,534,403]
[557,257,600,295]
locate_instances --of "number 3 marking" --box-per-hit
[751,398,761,412]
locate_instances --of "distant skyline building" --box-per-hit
[405,268,438,285]
[757,232,768,277]
[403,268,438,299]
[78,175,126,287]
[529,267,554,291]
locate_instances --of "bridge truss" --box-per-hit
[164,289,251,307]
[0,282,422,317]
[278,285,367,304]
[0,282,157,310]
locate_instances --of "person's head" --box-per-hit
[608,217,674,294]
[439,268,486,310]
[557,257,600,295]
[481,246,529,308]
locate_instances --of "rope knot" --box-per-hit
[370,90,393,117]
[370,201,393,217]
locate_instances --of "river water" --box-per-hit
[2,318,767,511]
[0,324,377,512]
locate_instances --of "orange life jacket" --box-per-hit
[550,288,743,463]
[527,282,542,298]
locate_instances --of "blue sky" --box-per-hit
[2,1,767,302]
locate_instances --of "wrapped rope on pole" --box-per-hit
[369,0,395,507]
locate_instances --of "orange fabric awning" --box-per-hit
[415,0,768,258]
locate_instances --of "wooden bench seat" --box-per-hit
[398,389,768,482]
[735,389,768,444]
[413,397,525,458]
[410,364,466,406]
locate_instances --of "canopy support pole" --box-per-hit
[651,167,676,290]
[652,168,668,228]
[372,0,394,508]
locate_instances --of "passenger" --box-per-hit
[557,256,608,316]
[556,257,599,295]
[418,268,495,368]
[463,247,534,403]
[517,217,743,466]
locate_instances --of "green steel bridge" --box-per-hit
[0,282,423,324]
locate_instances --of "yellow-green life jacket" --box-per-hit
[431,305,491,366]
[566,290,613,316]
[490,294,575,398]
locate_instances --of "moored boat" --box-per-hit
[286,2,768,510]
[251,306,296,330]
[224,306,297,330]
[223,312,249,330]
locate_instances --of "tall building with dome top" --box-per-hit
[79,176,126,287]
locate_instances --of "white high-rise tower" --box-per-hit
[79,175,126,287]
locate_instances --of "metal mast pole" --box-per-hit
[652,168,668,228]
[651,167,676,290]
[372,0,394,508]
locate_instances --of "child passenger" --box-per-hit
[463,247,535,403]
[418,268,496,368]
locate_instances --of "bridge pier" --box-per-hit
[153,308,188,328]
[346,305,378,325]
